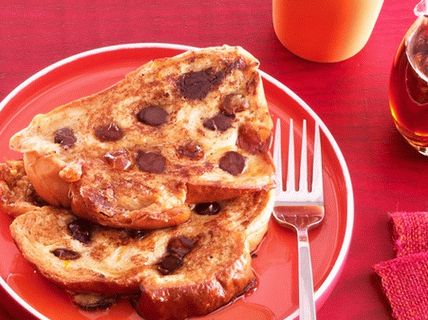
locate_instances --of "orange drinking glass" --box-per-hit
[273,0,384,62]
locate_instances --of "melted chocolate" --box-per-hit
[193,202,221,215]
[136,151,166,173]
[203,113,234,132]
[157,236,197,275]
[157,254,183,275]
[128,229,149,240]
[137,105,168,126]
[68,219,93,244]
[178,68,224,100]
[51,248,81,260]
[167,236,196,257]
[219,151,246,175]
[94,122,124,142]
[54,127,77,148]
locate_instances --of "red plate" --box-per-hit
[0,43,353,320]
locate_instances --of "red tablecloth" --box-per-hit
[0,0,422,319]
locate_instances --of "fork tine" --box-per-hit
[286,119,295,192]
[312,123,323,200]
[273,119,283,194]
[299,120,308,192]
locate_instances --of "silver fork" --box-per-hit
[272,118,325,320]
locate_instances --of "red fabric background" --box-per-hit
[0,0,423,319]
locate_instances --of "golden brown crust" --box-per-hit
[67,158,191,229]
[0,160,45,216]
[10,45,274,229]
[186,183,251,203]
[136,232,254,320]
[71,190,191,230]
[23,152,70,207]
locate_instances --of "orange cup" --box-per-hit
[273,0,384,62]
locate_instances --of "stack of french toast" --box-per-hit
[0,46,275,320]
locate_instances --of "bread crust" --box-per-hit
[0,160,45,216]
[23,152,70,207]
[136,232,254,320]
[10,45,274,229]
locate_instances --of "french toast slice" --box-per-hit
[10,45,274,229]
[4,162,274,320]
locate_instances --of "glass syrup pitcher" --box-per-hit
[389,0,428,155]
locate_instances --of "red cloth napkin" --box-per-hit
[391,212,428,257]
[374,212,428,320]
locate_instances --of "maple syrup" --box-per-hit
[389,16,428,155]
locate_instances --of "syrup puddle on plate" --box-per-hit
[6,272,137,320]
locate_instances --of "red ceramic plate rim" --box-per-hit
[0,43,354,320]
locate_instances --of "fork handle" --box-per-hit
[297,227,317,320]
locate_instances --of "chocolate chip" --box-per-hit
[203,113,234,131]
[94,122,123,142]
[194,202,221,215]
[156,236,196,275]
[128,229,149,240]
[72,294,116,311]
[136,151,166,173]
[68,219,93,244]
[178,68,224,100]
[219,151,246,175]
[157,254,183,275]
[167,236,196,257]
[54,127,76,148]
[220,94,249,116]
[137,105,168,126]
[177,142,204,160]
[104,149,132,171]
[51,248,81,260]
